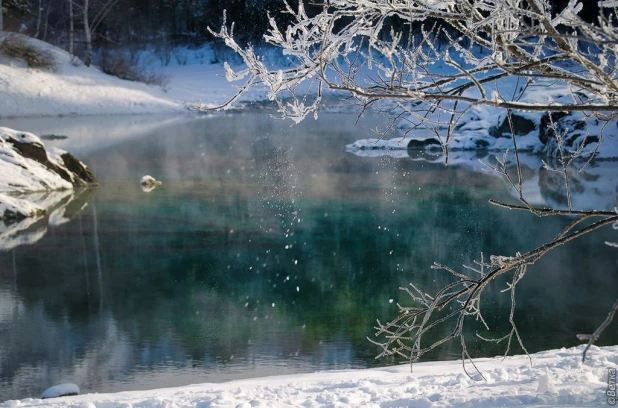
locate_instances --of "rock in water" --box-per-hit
[41,383,80,399]
[141,175,162,187]
[0,127,97,188]
[40,134,68,140]
[140,175,162,192]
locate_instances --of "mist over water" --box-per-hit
[1,113,616,400]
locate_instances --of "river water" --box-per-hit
[0,113,616,400]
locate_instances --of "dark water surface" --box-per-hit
[0,113,617,400]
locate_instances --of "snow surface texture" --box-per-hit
[140,175,162,193]
[2,345,616,407]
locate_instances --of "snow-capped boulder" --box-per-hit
[140,175,162,186]
[0,127,96,188]
[41,383,80,399]
[0,127,97,221]
[140,175,162,192]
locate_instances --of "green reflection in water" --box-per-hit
[0,113,616,400]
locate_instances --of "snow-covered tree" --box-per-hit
[213,0,617,126]
[210,0,618,365]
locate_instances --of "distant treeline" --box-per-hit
[0,0,606,53]
[1,0,309,46]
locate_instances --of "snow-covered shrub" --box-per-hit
[173,51,188,65]
[97,48,169,87]
[0,34,55,70]
[154,41,173,66]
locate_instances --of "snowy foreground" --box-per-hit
[2,345,616,407]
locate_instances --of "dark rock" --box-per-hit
[407,138,442,150]
[539,112,594,154]
[61,152,97,185]
[6,135,48,163]
[40,134,68,140]
[475,139,490,148]
[5,137,96,187]
[488,113,537,138]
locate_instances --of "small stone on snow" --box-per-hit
[41,383,80,399]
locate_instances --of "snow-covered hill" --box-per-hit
[0,34,184,117]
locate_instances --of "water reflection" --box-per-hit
[350,146,618,211]
[0,188,95,251]
[0,113,616,401]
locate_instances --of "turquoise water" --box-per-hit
[0,113,616,400]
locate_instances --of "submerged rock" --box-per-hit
[41,383,80,399]
[40,134,68,140]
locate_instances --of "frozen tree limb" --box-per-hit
[581,296,618,362]
[208,0,618,133]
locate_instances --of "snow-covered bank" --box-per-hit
[348,111,618,160]
[2,345,615,407]
[0,34,183,118]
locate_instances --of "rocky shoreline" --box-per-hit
[0,127,96,221]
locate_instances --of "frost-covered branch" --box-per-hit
[370,212,618,367]
[581,296,618,362]
[209,0,618,369]
[209,0,618,132]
